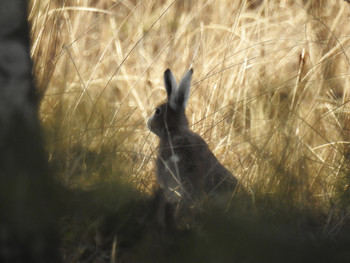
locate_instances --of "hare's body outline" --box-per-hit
[148,69,237,202]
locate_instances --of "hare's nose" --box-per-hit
[147,115,153,129]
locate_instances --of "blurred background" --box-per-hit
[29,0,350,206]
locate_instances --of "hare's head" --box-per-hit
[148,69,193,138]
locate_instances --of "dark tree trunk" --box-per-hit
[0,1,60,262]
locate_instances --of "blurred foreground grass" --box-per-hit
[29,0,350,261]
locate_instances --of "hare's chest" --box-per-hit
[168,154,180,164]
[160,153,181,168]
[156,151,182,186]
[157,147,182,171]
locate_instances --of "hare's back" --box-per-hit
[175,131,237,192]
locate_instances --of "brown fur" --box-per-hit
[148,69,237,202]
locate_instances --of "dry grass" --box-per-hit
[29,0,350,232]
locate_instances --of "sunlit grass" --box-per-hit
[29,0,350,236]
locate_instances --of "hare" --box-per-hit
[148,68,237,203]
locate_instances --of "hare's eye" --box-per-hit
[155,108,161,116]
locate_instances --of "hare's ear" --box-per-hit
[164,69,177,109]
[176,68,193,110]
